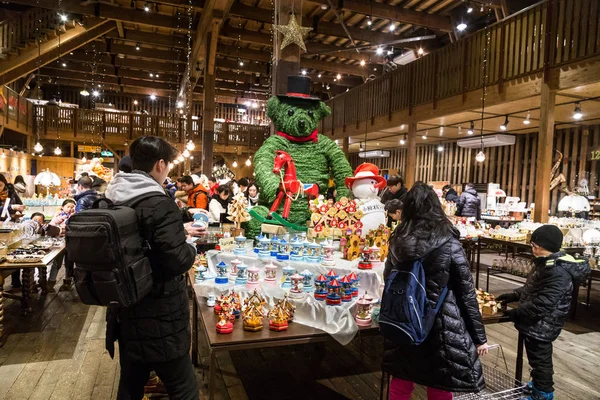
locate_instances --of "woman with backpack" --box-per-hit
[382,182,489,399]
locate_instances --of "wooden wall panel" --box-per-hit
[347,126,600,214]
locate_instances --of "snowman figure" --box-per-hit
[345,163,387,237]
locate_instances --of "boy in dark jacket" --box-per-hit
[442,184,459,203]
[104,136,198,400]
[74,176,101,213]
[497,225,590,400]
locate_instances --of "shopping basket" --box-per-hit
[454,344,527,400]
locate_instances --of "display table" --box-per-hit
[0,245,65,345]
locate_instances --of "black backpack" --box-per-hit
[66,194,163,307]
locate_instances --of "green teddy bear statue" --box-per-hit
[247,76,353,238]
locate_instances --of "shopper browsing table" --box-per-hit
[178,175,209,210]
[380,175,407,205]
[104,136,198,400]
[456,183,481,220]
[496,225,590,400]
[383,183,489,400]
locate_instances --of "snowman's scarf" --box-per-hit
[276,129,319,143]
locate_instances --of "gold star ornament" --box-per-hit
[273,12,313,52]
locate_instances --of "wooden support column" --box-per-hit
[533,83,556,223]
[405,123,417,189]
[273,0,302,96]
[202,21,219,175]
[342,137,349,155]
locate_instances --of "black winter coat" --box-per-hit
[383,227,487,393]
[510,252,590,342]
[456,188,481,219]
[105,194,196,363]
[380,187,407,205]
[74,189,101,213]
[444,188,459,204]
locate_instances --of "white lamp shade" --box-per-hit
[583,229,600,244]
[494,189,507,197]
[557,195,590,212]
[34,169,61,187]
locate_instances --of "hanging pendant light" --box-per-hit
[177,155,184,162]
[476,150,486,163]
[245,157,252,166]
[1,151,6,159]
[54,146,62,156]
[186,140,195,151]
[34,142,43,152]
[183,149,190,158]
[81,155,87,163]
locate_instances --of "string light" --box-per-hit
[389,23,396,32]
[62,62,67,67]
[186,140,195,150]
[467,121,474,134]
[232,158,238,168]
[183,149,190,158]
[399,136,405,145]
[467,4,473,13]
[317,73,322,78]
[144,3,150,11]
[523,111,531,125]
[174,159,180,165]
[336,73,341,80]
[239,60,244,66]
[457,22,467,31]
[92,90,99,97]
[437,144,443,152]
[301,69,307,75]
[417,47,424,55]
[573,102,583,120]
[360,60,366,66]
[133,100,138,105]
[150,94,156,100]
[59,14,68,22]
[500,115,509,131]
[376,48,383,55]
[135,43,140,51]
[149,73,154,77]
[177,100,184,108]
[367,17,372,26]
[178,155,184,162]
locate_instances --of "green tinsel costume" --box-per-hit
[246,94,353,238]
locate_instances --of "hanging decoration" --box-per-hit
[476,9,493,163]
[273,11,312,52]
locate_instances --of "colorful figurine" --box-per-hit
[326,278,342,306]
[207,294,216,307]
[230,258,242,279]
[245,289,266,312]
[264,262,278,283]
[339,275,353,302]
[254,233,265,254]
[355,294,373,327]
[290,236,304,262]
[347,271,359,297]
[300,269,313,293]
[279,293,296,321]
[242,303,264,332]
[270,235,280,257]
[276,239,290,261]
[368,245,381,268]
[281,265,295,289]
[247,265,260,288]
[235,263,248,285]
[195,265,208,283]
[314,274,328,301]
[326,269,338,282]
[258,235,272,260]
[289,273,304,298]
[234,234,247,256]
[215,261,229,284]
[268,302,290,331]
[305,240,321,263]
[321,240,336,267]
[358,246,373,270]
[216,311,234,334]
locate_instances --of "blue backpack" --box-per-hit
[379,259,448,345]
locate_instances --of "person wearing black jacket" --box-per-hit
[497,225,590,400]
[456,183,481,219]
[383,183,489,398]
[104,136,198,400]
[442,184,459,203]
[74,176,101,213]
[380,175,407,205]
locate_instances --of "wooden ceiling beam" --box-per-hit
[7,0,192,31]
[308,0,453,32]
[0,19,116,84]
[106,29,188,49]
[64,52,186,73]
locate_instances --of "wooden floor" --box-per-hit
[1,254,599,400]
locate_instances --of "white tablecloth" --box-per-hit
[193,250,385,345]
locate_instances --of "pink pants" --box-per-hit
[390,377,453,400]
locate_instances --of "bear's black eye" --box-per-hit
[288,109,294,116]
[308,110,314,118]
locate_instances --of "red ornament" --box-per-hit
[330,219,338,227]
[269,320,289,331]
[338,221,346,229]
[355,221,363,229]
[314,224,324,232]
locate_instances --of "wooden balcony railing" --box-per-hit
[321,0,600,134]
[0,87,270,148]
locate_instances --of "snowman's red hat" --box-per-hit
[345,163,387,190]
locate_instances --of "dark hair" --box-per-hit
[248,182,258,193]
[129,136,178,173]
[385,199,403,214]
[238,177,249,187]
[326,186,336,201]
[92,176,106,189]
[62,199,76,207]
[394,182,453,238]
[78,176,93,189]
[31,212,45,220]
[209,176,217,183]
[465,183,475,190]
[14,175,25,185]
[387,175,404,187]
[0,174,8,186]
[442,184,452,191]
[217,185,230,196]
[178,175,195,185]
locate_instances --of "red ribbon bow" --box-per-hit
[276,129,319,143]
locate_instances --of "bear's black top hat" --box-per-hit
[278,76,320,101]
